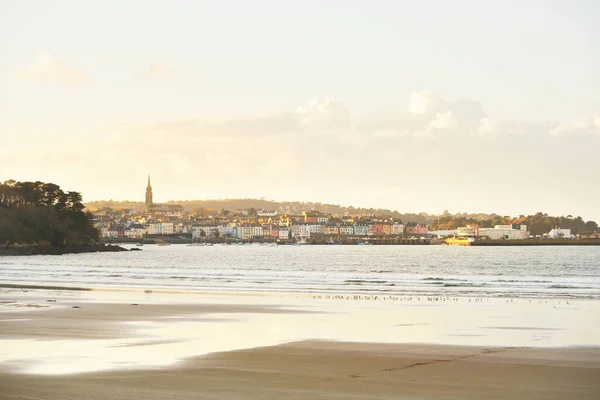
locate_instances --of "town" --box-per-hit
[92,177,600,245]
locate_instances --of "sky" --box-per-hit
[0,0,599,221]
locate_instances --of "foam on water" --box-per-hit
[1,245,599,299]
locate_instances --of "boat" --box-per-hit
[445,236,475,246]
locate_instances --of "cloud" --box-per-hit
[548,117,600,136]
[134,62,180,81]
[140,92,598,144]
[3,91,600,221]
[14,52,91,84]
[409,90,445,114]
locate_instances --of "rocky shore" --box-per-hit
[0,243,135,256]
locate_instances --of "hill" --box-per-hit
[1,180,99,249]
[84,199,434,224]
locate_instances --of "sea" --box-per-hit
[1,244,599,299]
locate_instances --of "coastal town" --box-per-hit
[92,177,600,245]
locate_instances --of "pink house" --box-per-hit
[405,223,428,236]
[372,223,385,236]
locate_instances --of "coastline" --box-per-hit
[0,243,133,256]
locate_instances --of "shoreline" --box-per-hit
[0,243,134,256]
[1,280,598,301]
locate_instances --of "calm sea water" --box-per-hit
[1,244,599,299]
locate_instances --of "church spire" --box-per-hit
[145,174,153,209]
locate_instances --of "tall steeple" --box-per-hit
[145,175,153,210]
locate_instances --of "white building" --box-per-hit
[307,224,322,235]
[221,224,238,238]
[391,223,404,236]
[147,223,161,235]
[547,228,574,239]
[291,223,311,239]
[479,224,528,240]
[257,210,277,217]
[354,223,368,236]
[458,225,480,236]
[339,224,354,235]
[124,224,145,239]
[277,226,290,239]
[252,225,263,238]
[236,226,254,240]
[161,222,174,235]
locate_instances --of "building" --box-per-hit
[479,224,528,240]
[257,210,277,217]
[144,175,184,217]
[124,223,145,239]
[547,228,574,239]
[405,223,428,236]
[339,224,354,235]
[353,222,368,236]
[458,225,480,236]
[276,226,290,240]
[291,223,311,239]
[323,224,339,235]
[391,222,404,236]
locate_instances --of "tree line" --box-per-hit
[430,212,598,236]
[0,180,99,247]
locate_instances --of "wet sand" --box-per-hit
[1,341,599,400]
[1,288,599,399]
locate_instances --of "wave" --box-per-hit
[422,277,467,282]
[548,285,593,289]
[443,283,487,288]
[344,279,388,284]
[494,279,552,283]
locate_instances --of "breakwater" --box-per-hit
[471,239,600,246]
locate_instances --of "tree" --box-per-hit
[0,180,98,247]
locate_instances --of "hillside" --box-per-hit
[84,199,434,224]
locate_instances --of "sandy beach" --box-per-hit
[1,287,599,399]
[2,341,599,400]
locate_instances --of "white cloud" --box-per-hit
[134,62,180,81]
[295,97,350,131]
[409,90,445,114]
[548,117,600,136]
[429,110,457,130]
[14,52,91,84]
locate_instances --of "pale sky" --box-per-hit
[1,0,599,221]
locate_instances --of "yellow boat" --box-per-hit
[445,237,475,246]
